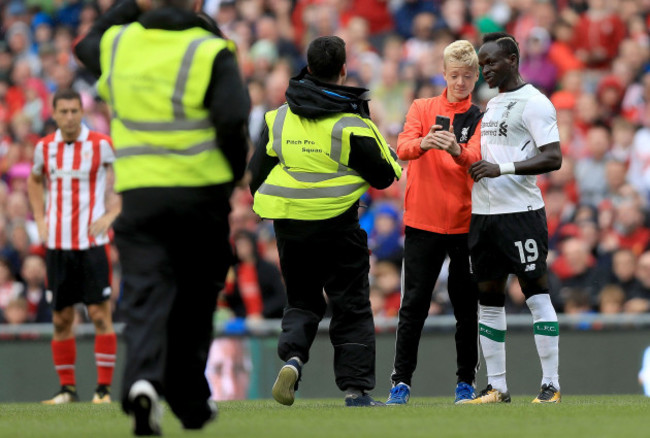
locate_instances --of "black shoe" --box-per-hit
[182,400,218,430]
[128,380,162,436]
[345,393,385,407]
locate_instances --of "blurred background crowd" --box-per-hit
[1,0,650,326]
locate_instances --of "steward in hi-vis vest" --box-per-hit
[74,0,250,433]
[249,36,401,408]
[95,23,236,191]
[252,95,401,221]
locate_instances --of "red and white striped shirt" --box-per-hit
[32,125,115,250]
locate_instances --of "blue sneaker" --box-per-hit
[386,383,410,405]
[454,382,476,404]
[272,358,302,406]
[345,393,385,407]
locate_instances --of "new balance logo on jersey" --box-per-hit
[499,121,508,136]
[524,263,536,272]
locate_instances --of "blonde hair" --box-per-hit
[443,40,479,71]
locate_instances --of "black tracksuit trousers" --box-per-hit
[115,186,232,426]
[391,226,479,386]
[275,226,376,392]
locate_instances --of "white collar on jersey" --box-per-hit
[54,124,90,143]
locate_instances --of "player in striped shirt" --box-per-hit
[27,89,122,404]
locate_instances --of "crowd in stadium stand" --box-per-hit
[1,0,650,326]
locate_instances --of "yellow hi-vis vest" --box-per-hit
[96,23,236,192]
[253,104,402,220]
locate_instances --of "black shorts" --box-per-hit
[46,245,112,311]
[468,208,548,282]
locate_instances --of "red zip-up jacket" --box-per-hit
[396,89,482,234]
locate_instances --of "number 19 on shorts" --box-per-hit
[514,239,538,272]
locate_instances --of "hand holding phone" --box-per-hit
[435,115,451,132]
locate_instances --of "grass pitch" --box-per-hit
[1,395,648,438]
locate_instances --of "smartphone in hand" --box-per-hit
[435,115,451,132]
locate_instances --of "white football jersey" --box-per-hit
[472,84,560,215]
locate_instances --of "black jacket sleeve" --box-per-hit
[206,48,250,183]
[248,124,279,195]
[74,0,141,77]
[347,134,397,189]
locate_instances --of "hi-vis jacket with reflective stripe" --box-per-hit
[96,23,235,192]
[253,105,402,220]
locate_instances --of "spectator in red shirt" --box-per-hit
[548,19,585,79]
[0,255,23,323]
[222,230,286,321]
[605,199,650,256]
[370,260,402,318]
[340,0,394,39]
[545,184,575,248]
[572,0,626,70]
[6,59,49,123]
[596,75,625,123]
[19,254,51,323]
[550,237,603,309]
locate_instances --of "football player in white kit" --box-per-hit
[466,33,563,404]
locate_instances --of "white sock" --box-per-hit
[479,305,508,393]
[526,294,560,390]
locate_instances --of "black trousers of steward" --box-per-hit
[275,225,376,392]
[115,185,232,426]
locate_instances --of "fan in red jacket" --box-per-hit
[386,40,483,406]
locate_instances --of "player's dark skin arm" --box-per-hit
[468,141,562,182]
